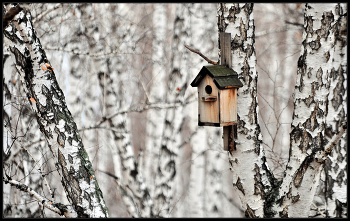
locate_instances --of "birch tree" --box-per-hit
[152,3,191,216]
[217,3,347,218]
[275,3,347,218]
[217,3,275,217]
[3,4,109,217]
[144,3,168,200]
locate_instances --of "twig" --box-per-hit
[94,99,196,127]
[284,20,304,27]
[184,44,218,65]
[78,125,129,133]
[255,25,303,38]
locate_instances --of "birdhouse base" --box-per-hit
[198,121,236,127]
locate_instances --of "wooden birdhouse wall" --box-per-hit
[198,75,219,124]
[219,88,237,126]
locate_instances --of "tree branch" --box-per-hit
[3,178,77,217]
[184,44,218,65]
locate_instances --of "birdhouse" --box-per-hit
[190,65,243,127]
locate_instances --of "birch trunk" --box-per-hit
[3,5,108,217]
[144,3,167,199]
[274,3,347,218]
[218,3,275,217]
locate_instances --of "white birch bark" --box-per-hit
[317,4,347,217]
[3,5,108,217]
[274,3,347,218]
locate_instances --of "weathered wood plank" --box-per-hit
[198,75,219,124]
[219,32,231,68]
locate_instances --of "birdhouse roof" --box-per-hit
[190,65,243,89]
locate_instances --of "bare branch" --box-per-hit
[3,178,77,217]
[184,44,218,65]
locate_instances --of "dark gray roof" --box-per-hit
[190,65,243,89]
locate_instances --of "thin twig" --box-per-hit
[184,44,218,65]
[284,20,304,27]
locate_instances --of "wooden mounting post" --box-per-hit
[220,32,236,151]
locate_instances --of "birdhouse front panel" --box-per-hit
[198,75,219,125]
[220,88,237,126]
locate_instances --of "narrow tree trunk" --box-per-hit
[148,4,175,217]
[3,5,108,217]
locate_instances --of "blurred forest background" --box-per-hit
[3,3,305,217]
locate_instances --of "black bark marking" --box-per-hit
[253,164,264,197]
[332,66,345,111]
[293,155,314,187]
[325,50,330,62]
[279,206,288,218]
[70,166,75,174]
[335,199,346,217]
[305,16,314,34]
[55,126,65,147]
[291,194,300,203]
[130,161,138,180]
[309,35,321,50]
[261,155,282,217]
[234,177,245,195]
[245,204,257,218]
[68,154,73,164]
[291,127,311,154]
[317,10,334,38]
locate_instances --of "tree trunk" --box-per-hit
[218,3,276,218]
[3,5,109,217]
[274,3,347,218]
